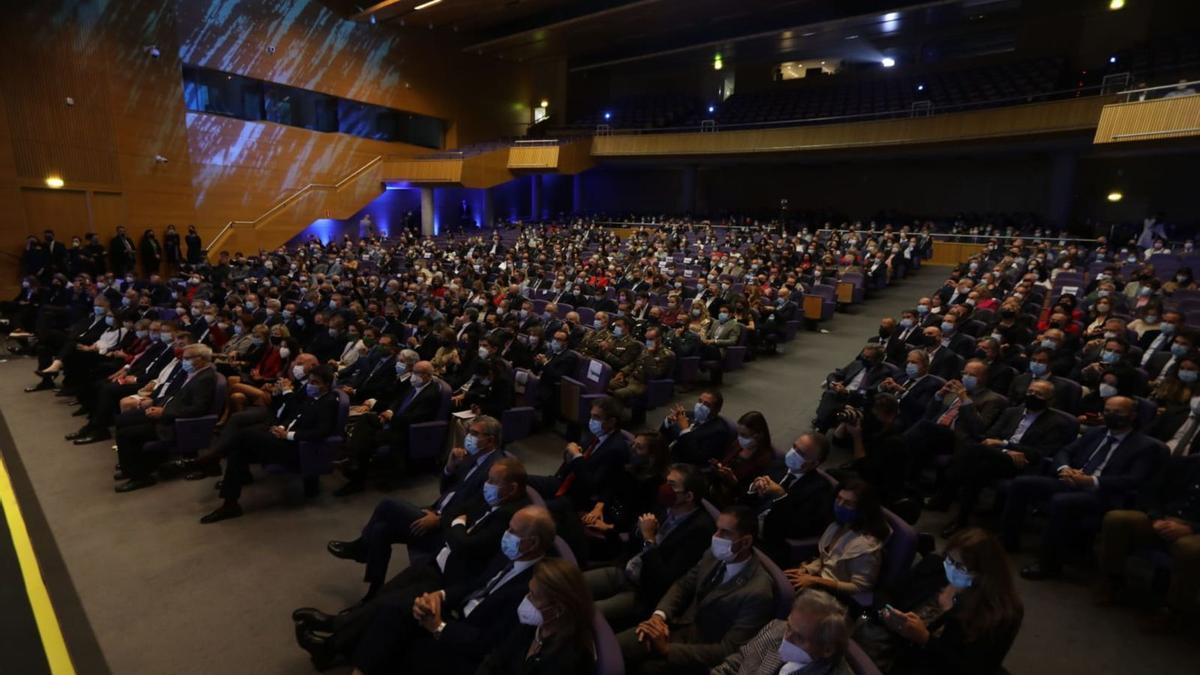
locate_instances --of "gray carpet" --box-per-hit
[2,268,1197,674]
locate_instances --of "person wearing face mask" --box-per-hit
[712,589,853,675]
[1007,395,1165,580]
[743,432,835,565]
[27,297,114,391]
[856,529,1023,675]
[317,458,530,613]
[584,463,715,630]
[711,411,775,500]
[112,344,218,493]
[478,559,597,675]
[783,480,889,602]
[201,365,339,520]
[335,360,443,496]
[907,360,1008,484]
[340,339,403,405]
[606,326,673,416]
[1138,309,1184,358]
[530,397,632,514]
[876,350,942,429]
[594,316,643,371]
[307,506,556,673]
[1146,356,1200,452]
[661,390,735,466]
[935,380,1077,536]
[1145,333,1195,382]
[619,505,775,674]
[580,310,615,357]
[815,343,891,431]
[699,305,742,385]
[530,328,580,426]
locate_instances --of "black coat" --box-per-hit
[983,405,1077,464]
[663,415,735,466]
[625,507,715,608]
[744,468,834,564]
[553,431,632,510]
[1055,428,1165,502]
[476,625,597,675]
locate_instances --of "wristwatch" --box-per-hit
[433,621,447,639]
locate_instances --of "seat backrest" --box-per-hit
[877,508,918,593]
[334,390,351,430]
[434,379,452,420]
[846,639,884,675]
[210,373,228,416]
[526,485,547,507]
[700,498,721,522]
[754,547,796,619]
[1134,396,1157,429]
[593,610,625,675]
[553,535,577,566]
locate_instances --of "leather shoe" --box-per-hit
[115,477,157,493]
[73,432,112,446]
[326,540,365,562]
[1019,563,1060,581]
[185,464,222,481]
[24,381,54,393]
[332,480,364,498]
[292,607,335,632]
[65,428,90,441]
[295,626,342,670]
[72,407,89,417]
[199,503,243,524]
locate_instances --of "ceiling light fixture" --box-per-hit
[881,57,896,68]
[1107,191,1123,202]
[45,176,64,189]
[883,12,900,21]
[1108,0,1125,9]
[414,0,443,10]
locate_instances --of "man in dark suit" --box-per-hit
[873,314,920,366]
[586,463,716,630]
[935,379,1078,536]
[323,457,531,603]
[531,328,579,425]
[1007,396,1166,579]
[1146,397,1200,457]
[619,505,776,674]
[113,343,217,492]
[743,432,835,565]
[297,505,555,672]
[109,225,137,276]
[922,325,964,380]
[532,397,632,511]
[876,349,943,428]
[662,390,735,466]
[28,297,113,391]
[66,323,174,442]
[937,313,977,359]
[905,359,1008,478]
[1144,334,1193,380]
[335,360,444,495]
[1007,347,1075,406]
[1138,310,1183,354]
[814,343,892,431]
[200,365,341,522]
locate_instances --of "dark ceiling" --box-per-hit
[317,0,1031,69]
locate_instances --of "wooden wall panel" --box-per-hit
[90,192,129,234]
[508,147,561,170]
[1094,94,1200,144]
[20,188,90,235]
[592,97,1113,157]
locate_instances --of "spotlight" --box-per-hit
[1107,191,1124,202]
[917,83,925,91]
[707,105,715,113]
[1109,0,1125,9]
[883,12,900,21]
[45,176,64,189]
[1109,56,1117,64]
[881,57,896,68]
[539,99,549,108]
[603,111,611,120]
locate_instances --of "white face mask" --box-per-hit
[777,637,814,666]
[291,364,306,380]
[710,535,737,563]
[516,595,544,626]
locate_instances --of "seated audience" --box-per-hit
[712,589,853,675]
[784,479,888,601]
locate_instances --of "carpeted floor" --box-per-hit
[2,268,1197,674]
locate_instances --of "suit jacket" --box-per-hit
[626,507,715,608]
[1055,428,1165,500]
[440,495,531,584]
[388,380,442,430]
[285,390,340,443]
[983,405,1077,463]
[705,319,742,347]
[923,388,1007,442]
[1145,405,1200,456]
[888,374,943,427]
[157,366,217,439]
[554,431,632,510]
[436,449,500,515]
[437,554,538,664]
[654,551,776,669]
[711,619,854,675]
[476,624,596,675]
[1007,372,1074,410]
[1146,351,1183,380]
[745,469,834,563]
[927,346,964,381]
[943,333,976,359]
[829,358,891,394]
[534,348,578,388]
[664,415,735,466]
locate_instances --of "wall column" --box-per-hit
[572,174,583,215]
[680,165,697,215]
[420,187,435,237]
[479,188,494,229]
[1047,152,1077,232]
[530,175,542,221]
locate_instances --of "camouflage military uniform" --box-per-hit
[608,346,674,403]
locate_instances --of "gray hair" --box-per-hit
[184,344,213,363]
[471,415,502,442]
[792,589,849,655]
[399,349,420,363]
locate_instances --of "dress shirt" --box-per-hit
[1005,409,1042,446]
[435,506,499,572]
[462,556,542,617]
[1168,414,1200,456]
[436,450,495,512]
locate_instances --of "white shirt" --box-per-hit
[435,506,499,572]
[722,558,749,584]
[95,327,126,355]
[436,450,494,512]
[462,556,541,617]
[1007,409,1042,445]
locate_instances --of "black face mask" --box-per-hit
[1000,309,1016,320]
[1024,394,1047,411]
[1103,412,1131,431]
[878,327,891,339]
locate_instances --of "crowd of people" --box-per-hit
[3,217,1196,674]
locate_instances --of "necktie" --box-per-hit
[780,473,798,491]
[554,437,598,497]
[465,561,515,605]
[396,386,419,414]
[698,562,726,598]
[1082,436,1119,475]
[937,398,964,427]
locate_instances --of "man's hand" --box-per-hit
[828,381,847,395]
[565,442,583,460]
[410,509,441,536]
[447,446,467,467]
[1153,519,1195,542]
[635,614,669,652]
[582,502,606,526]
[784,569,828,591]
[710,460,737,485]
[145,406,164,419]
[270,425,288,439]
[1006,451,1029,468]
[414,593,444,634]
[753,476,785,499]
[638,513,659,542]
[451,393,465,406]
[377,409,394,423]
[981,438,1006,449]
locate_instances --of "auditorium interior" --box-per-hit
[2,0,1200,674]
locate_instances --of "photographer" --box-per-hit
[832,394,909,509]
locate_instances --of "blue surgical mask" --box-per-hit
[501,530,523,560]
[737,434,754,449]
[777,638,813,666]
[899,318,913,328]
[917,305,930,315]
[464,434,481,455]
[588,418,605,437]
[905,363,921,379]
[784,447,806,473]
[1162,323,1177,335]
[943,558,975,589]
[1041,339,1058,350]
[93,305,106,316]
[395,361,408,375]
[1029,362,1048,377]
[594,319,604,330]
[1171,343,1188,357]
[612,326,625,338]
[718,312,730,322]
[833,504,857,525]
[180,359,195,373]
[105,316,115,326]
[693,402,710,423]
[549,339,562,353]
[304,383,321,398]
[941,321,954,334]
[961,374,978,392]
[1099,383,1118,398]
[160,332,173,343]
[1180,369,1199,384]
[483,482,502,507]
[1101,350,1119,364]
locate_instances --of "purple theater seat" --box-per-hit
[593,609,625,675]
[559,358,612,426]
[674,355,700,386]
[847,639,884,675]
[754,547,797,619]
[851,508,918,608]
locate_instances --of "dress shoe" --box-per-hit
[65,428,91,441]
[24,380,54,393]
[326,539,365,562]
[295,627,342,670]
[292,607,335,632]
[199,503,243,524]
[115,477,157,493]
[1019,563,1060,581]
[332,480,364,498]
[185,464,222,481]
[73,431,112,445]
[71,407,89,417]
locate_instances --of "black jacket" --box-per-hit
[476,624,597,675]
[1055,427,1165,502]
[664,415,735,466]
[553,431,632,510]
[983,405,1077,464]
[744,468,834,564]
[626,507,715,608]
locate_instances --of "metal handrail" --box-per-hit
[1119,79,1200,102]
[204,155,383,253]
